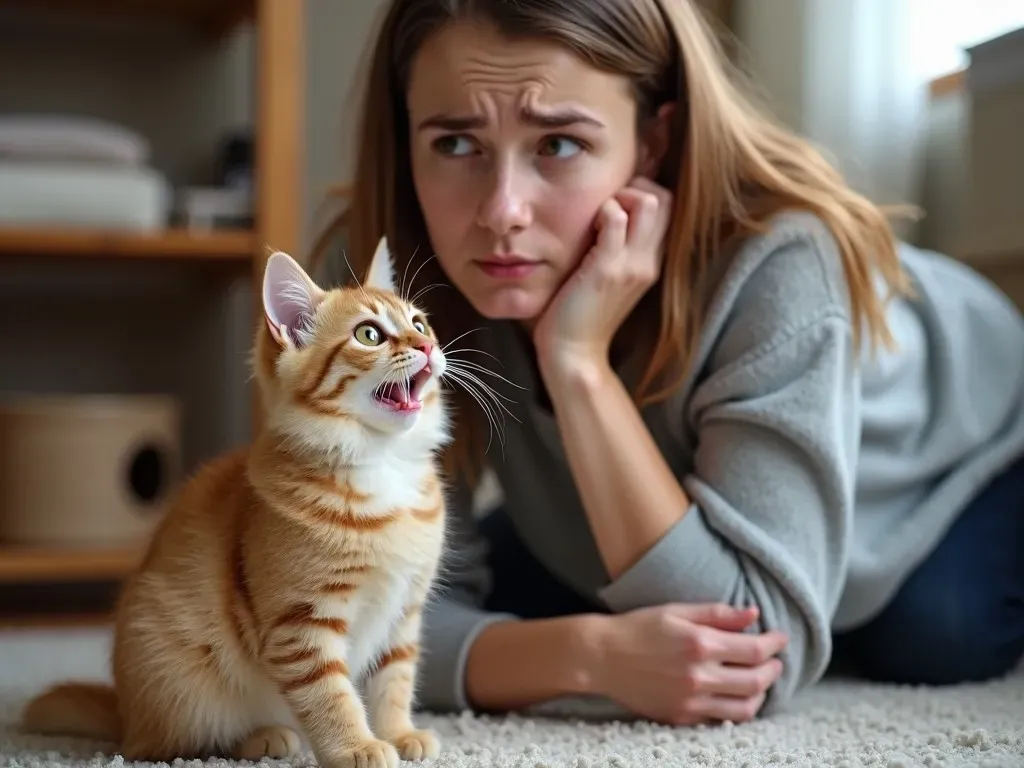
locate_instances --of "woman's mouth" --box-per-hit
[475,255,540,280]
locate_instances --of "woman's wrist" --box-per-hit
[464,613,611,710]
[564,612,612,696]
[537,347,615,402]
[574,612,615,697]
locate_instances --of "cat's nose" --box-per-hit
[417,342,433,357]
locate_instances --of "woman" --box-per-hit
[314,0,1024,726]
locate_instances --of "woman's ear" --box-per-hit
[636,102,675,179]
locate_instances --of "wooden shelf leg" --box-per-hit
[253,0,305,430]
[254,0,305,259]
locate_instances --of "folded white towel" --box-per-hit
[0,114,149,166]
[0,160,170,230]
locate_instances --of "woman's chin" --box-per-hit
[470,286,551,323]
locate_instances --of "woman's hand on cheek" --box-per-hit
[533,176,673,384]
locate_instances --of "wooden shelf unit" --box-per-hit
[0,0,253,38]
[0,0,304,592]
[0,226,256,263]
[0,544,142,583]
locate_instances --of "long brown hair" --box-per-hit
[310,0,911,486]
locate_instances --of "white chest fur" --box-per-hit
[324,456,443,679]
[345,454,434,517]
[342,568,415,679]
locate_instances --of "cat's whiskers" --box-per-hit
[398,245,421,300]
[339,248,374,307]
[445,358,525,392]
[409,282,449,306]
[441,343,522,393]
[439,354,521,457]
[443,362,518,409]
[440,327,488,353]
[402,253,436,303]
[439,346,499,363]
[442,367,509,456]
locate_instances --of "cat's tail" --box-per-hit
[20,682,121,743]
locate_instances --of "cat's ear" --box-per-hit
[263,250,323,349]
[365,235,397,294]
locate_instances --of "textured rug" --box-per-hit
[1,627,1023,767]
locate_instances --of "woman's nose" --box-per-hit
[476,171,532,235]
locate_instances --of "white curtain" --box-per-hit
[732,0,1024,243]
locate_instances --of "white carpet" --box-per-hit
[1,627,1023,767]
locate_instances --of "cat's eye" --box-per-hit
[354,323,384,346]
[412,317,428,334]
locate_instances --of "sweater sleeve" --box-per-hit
[597,300,860,709]
[416,476,518,712]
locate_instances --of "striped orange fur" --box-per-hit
[20,238,452,768]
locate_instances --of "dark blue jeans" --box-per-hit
[833,456,1024,684]
[479,457,1024,685]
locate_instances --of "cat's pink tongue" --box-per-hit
[380,382,405,402]
[380,381,421,411]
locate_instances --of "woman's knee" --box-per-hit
[840,572,1024,685]
[843,458,1024,685]
[875,613,1019,685]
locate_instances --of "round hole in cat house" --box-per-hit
[125,442,169,506]
[0,395,181,547]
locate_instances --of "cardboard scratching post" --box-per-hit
[0,395,180,547]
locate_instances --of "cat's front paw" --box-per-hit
[233,725,302,760]
[335,738,399,768]
[390,729,440,761]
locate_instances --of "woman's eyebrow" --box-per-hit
[417,105,605,131]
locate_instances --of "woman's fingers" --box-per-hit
[592,198,629,256]
[621,176,673,248]
[706,658,784,697]
[615,186,662,247]
[704,626,789,666]
[669,603,761,631]
[573,198,629,283]
[687,692,768,725]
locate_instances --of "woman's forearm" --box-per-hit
[542,359,692,580]
[464,614,606,711]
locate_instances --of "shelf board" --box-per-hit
[0,544,142,583]
[0,611,115,629]
[0,0,253,37]
[0,226,256,263]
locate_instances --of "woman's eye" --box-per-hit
[538,136,583,159]
[432,135,475,157]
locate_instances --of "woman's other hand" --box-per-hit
[590,603,788,725]
[532,176,672,380]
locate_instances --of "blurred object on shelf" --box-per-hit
[220,131,252,192]
[0,113,170,231]
[0,394,181,548]
[176,130,253,231]
[0,114,150,166]
[177,185,251,231]
[0,161,171,230]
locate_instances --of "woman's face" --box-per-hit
[406,20,657,323]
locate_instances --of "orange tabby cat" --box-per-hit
[21,237,451,768]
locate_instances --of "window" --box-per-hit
[915,0,1024,78]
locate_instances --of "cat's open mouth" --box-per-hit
[373,364,432,412]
